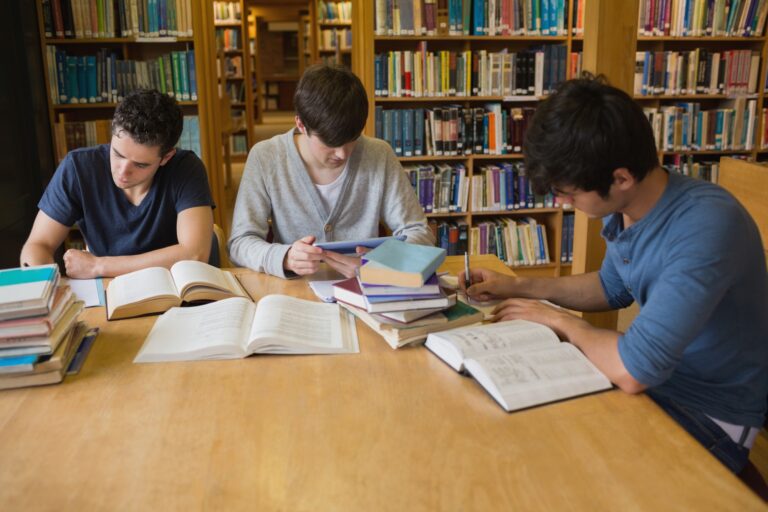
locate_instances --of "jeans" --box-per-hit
[647,391,750,474]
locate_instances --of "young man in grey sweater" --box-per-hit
[228,65,435,279]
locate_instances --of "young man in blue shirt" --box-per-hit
[21,89,216,278]
[462,75,768,474]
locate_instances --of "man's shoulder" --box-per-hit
[65,144,109,167]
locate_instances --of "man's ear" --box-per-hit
[160,148,177,166]
[612,167,635,191]
[295,116,305,134]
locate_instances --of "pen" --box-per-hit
[464,252,471,290]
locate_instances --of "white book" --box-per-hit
[134,296,359,363]
[425,320,612,412]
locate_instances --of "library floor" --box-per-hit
[220,164,768,491]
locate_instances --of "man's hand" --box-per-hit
[284,236,324,276]
[63,249,102,279]
[322,246,369,278]
[492,298,584,339]
[460,268,522,301]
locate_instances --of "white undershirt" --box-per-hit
[313,162,348,214]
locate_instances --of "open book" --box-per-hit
[425,320,612,412]
[106,260,248,320]
[134,295,358,363]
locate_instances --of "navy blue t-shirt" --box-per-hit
[39,144,215,258]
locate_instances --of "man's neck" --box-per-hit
[294,133,345,185]
[122,182,153,206]
[622,166,669,227]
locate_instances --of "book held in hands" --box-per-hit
[106,260,249,320]
[425,320,612,412]
[134,295,359,363]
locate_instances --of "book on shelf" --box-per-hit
[106,260,249,320]
[359,239,446,288]
[134,295,359,363]
[340,299,484,349]
[0,264,60,322]
[41,0,195,39]
[425,319,612,412]
[0,321,89,390]
[333,277,456,313]
[637,0,768,37]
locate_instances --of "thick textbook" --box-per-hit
[106,260,248,320]
[425,320,612,412]
[359,239,446,288]
[134,295,359,363]
[340,300,483,349]
[333,277,454,313]
[0,264,59,321]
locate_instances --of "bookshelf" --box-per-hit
[356,1,583,277]
[213,0,254,161]
[36,0,229,231]
[246,7,261,125]
[311,0,353,68]
[633,0,768,181]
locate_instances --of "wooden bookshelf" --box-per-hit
[355,1,582,277]
[35,0,228,230]
[213,0,254,158]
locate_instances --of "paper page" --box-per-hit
[308,280,343,303]
[433,319,559,360]
[63,278,105,307]
[248,295,357,354]
[108,267,178,306]
[134,297,255,363]
[170,260,231,295]
[466,344,612,412]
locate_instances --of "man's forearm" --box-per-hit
[95,243,209,277]
[518,272,613,312]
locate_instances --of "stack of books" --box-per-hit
[0,265,88,390]
[334,240,483,349]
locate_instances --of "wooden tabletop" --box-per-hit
[0,256,762,510]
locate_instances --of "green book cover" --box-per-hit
[171,51,181,98]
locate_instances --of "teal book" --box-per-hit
[0,265,59,321]
[359,239,446,288]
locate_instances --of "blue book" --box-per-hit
[86,56,97,103]
[55,49,68,104]
[187,51,197,100]
[0,354,38,374]
[473,0,485,35]
[375,105,383,139]
[393,109,403,156]
[359,239,447,288]
[414,108,424,156]
[403,109,414,157]
[77,56,88,103]
[66,56,79,103]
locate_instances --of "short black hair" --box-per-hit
[112,89,184,156]
[523,73,659,197]
[294,64,368,147]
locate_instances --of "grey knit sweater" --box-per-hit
[228,129,435,278]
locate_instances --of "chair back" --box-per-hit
[719,158,768,261]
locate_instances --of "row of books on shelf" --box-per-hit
[45,47,197,104]
[666,155,721,182]
[55,114,200,156]
[374,45,570,98]
[470,217,552,267]
[318,0,352,22]
[42,0,195,39]
[224,80,247,102]
[219,55,243,78]
[375,105,535,157]
[319,28,352,50]
[471,162,562,211]
[638,0,768,37]
[429,220,469,255]
[230,133,248,155]
[633,49,760,97]
[216,28,241,50]
[406,163,470,213]
[213,0,241,22]
[0,265,94,390]
[644,97,757,151]
[374,0,571,36]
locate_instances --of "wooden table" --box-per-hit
[0,256,762,510]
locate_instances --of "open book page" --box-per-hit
[425,320,560,372]
[170,260,236,297]
[465,344,612,412]
[247,295,358,354]
[108,267,178,307]
[134,297,256,363]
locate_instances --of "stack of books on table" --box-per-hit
[0,265,88,390]
[334,239,483,349]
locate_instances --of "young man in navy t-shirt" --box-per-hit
[21,89,215,278]
[460,75,767,475]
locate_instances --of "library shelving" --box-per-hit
[311,0,353,68]
[213,0,254,161]
[633,0,768,175]
[357,0,584,277]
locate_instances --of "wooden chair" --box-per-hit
[213,223,229,268]
[719,157,768,501]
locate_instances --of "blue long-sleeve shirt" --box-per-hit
[600,171,768,427]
